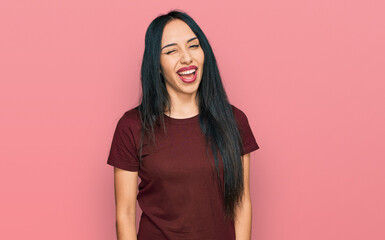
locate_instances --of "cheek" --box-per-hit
[190,51,204,65]
[161,57,177,73]
[197,50,205,65]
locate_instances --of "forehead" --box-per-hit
[161,19,197,44]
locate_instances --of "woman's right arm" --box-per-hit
[114,167,138,240]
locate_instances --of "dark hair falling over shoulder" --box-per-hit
[137,9,245,221]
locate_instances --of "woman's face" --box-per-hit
[160,19,204,100]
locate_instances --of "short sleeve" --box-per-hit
[107,114,140,172]
[233,106,260,155]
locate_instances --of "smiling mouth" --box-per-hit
[177,68,197,83]
[177,68,197,79]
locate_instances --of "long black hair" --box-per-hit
[137,9,245,221]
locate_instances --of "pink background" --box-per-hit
[1,0,384,239]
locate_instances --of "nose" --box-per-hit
[179,47,193,64]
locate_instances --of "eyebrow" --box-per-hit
[161,37,198,50]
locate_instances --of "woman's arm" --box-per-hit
[114,167,138,240]
[234,153,252,240]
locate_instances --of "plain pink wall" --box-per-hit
[1,0,384,239]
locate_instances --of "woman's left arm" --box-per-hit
[234,153,252,240]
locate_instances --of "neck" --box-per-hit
[165,92,199,118]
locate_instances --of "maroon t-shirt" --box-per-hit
[107,104,259,240]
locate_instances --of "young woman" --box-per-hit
[107,10,260,240]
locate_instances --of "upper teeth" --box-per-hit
[178,69,196,75]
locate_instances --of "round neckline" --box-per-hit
[163,113,199,124]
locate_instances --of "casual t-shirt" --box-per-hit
[107,104,260,240]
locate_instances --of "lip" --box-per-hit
[178,68,197,83]
[177,65,198,73]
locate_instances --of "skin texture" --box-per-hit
[114,168,138,240]
[234,153,252,240]
[160,19,205,118]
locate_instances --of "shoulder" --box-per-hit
[121,105,141,122]
[115,105,142,132]
[230,104,249,124]
[230,104,260,153]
